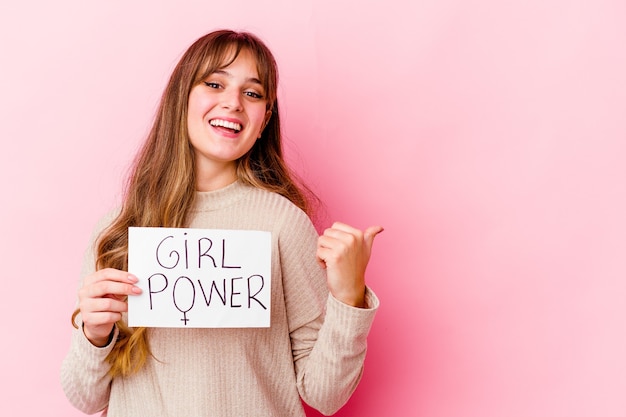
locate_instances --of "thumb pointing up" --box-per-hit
[364,225,384,251]
[317,222,384,307]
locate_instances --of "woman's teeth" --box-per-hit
[210,119,242,132]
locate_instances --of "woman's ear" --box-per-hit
[258,109,272,138]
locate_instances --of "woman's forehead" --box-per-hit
[200,46,263,79]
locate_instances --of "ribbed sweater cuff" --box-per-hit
[72,323,119,365]
[326,286,379,337]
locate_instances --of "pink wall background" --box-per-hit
[1,1,625,416]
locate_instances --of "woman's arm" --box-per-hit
[61,213,141,413]
[280,212,382,415]
[60,318,118,414]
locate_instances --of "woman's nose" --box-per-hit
[221,89,243,111]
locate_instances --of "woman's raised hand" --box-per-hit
[316,222,383,308]
[78,268,142,347]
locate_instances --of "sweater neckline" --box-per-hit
[191,180,251,212]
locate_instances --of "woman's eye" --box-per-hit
[203,81,221,89]
[245,91,263,99]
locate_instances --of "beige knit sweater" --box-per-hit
[61,181,379,417]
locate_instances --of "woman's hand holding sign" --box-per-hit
[316,222,383,308]
[78,268,142,347]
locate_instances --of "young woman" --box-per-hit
[61,29,382,417]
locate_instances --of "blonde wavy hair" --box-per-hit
[72,30,315,377]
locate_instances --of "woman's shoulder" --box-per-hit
[243,185,318,234]
[245,184,309,218]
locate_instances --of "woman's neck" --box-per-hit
[195,163,238,192]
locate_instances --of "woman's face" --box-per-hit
[187,48,271,190]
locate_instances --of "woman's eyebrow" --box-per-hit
[212,69,262,85]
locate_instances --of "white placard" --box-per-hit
[128,227,271,328]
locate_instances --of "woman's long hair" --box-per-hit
[71,30,315,377]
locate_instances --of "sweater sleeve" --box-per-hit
[60,211,119,414]
[279,209,379,415]
[60,321,118,414]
